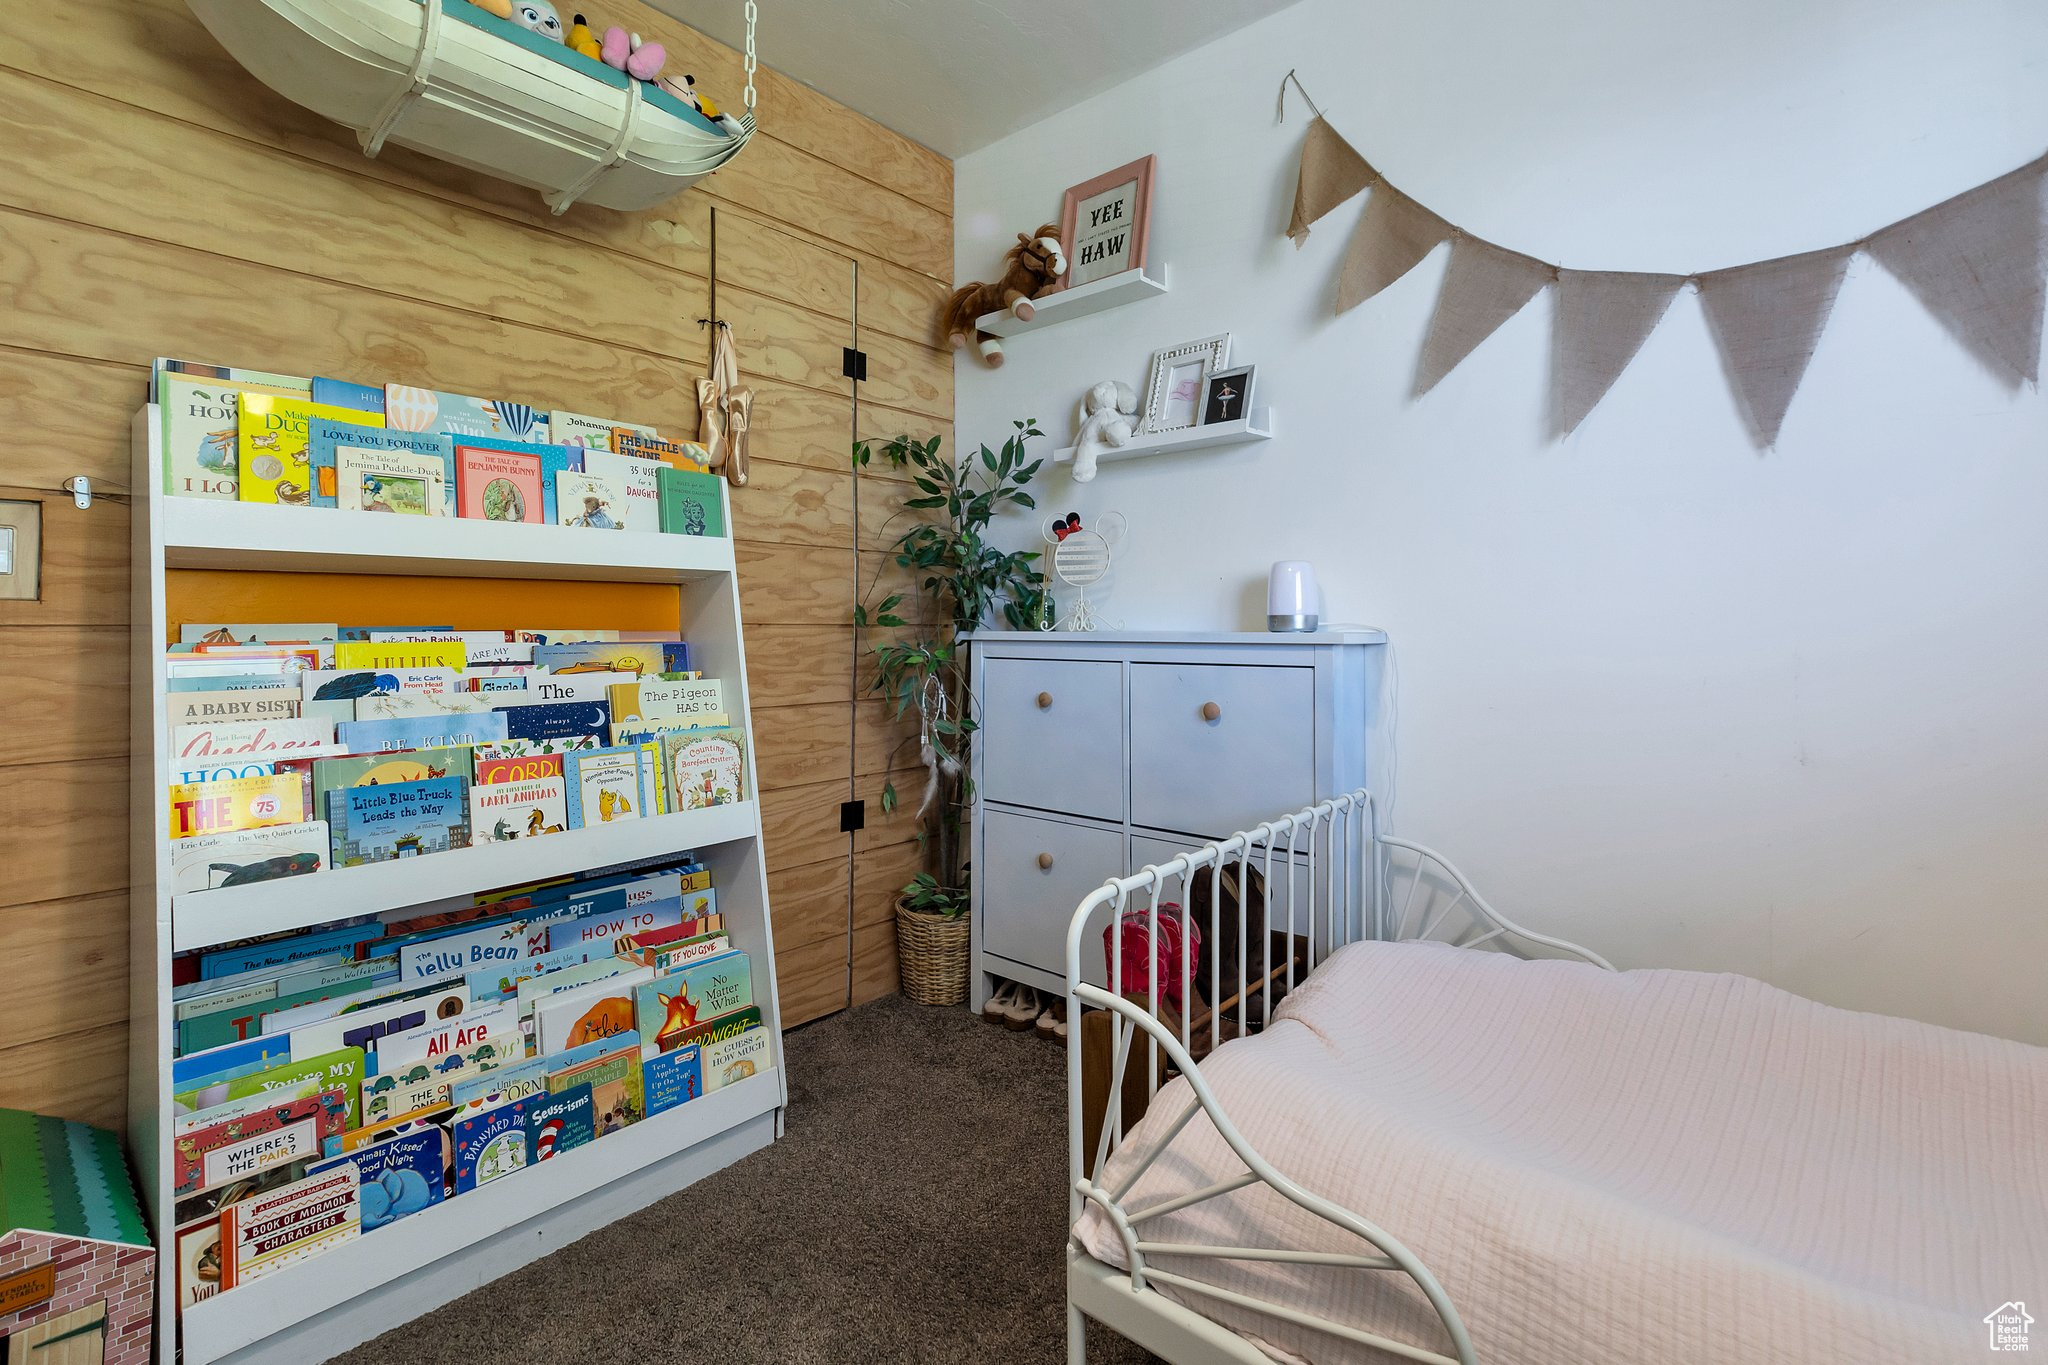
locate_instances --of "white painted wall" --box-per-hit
[951,0,2048,1042]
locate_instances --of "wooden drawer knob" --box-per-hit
[1037,852,1055,870]
[1036,691,1053,709]
[1201,701,1223,723]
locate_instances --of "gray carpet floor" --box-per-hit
[338,995,1157,1364]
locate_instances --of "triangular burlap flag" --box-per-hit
[1696,245,1853,449]
[1551,269,1687,437]
[1868,154,2047,388]
[1413,236,1555,396]
[1288,117,1376,246]
[1337,184,1450,313]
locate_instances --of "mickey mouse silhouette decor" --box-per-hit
[1044,511,1127,631]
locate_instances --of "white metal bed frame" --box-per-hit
[1063,789,1613,1365]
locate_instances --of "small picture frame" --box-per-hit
[1200,366,1255,426]
[1058,155,1157,290]
[1141,334,1231,434]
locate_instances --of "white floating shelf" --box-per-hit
[179,1069,781,1365]
[1053,408,1277,467]
[976,265,1169,339]
[160,498,735,582]
[172,800,760,952]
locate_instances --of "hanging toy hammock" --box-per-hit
[187,0,760,215]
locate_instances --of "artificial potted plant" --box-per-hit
[853,421,1046,1005]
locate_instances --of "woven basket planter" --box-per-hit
[896,901,970,1006]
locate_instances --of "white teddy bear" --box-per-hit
[1070,380,1137,483]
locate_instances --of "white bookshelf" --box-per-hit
[1051,408,1276,467]
[129,407,787,1365]
[974,264,1169,339]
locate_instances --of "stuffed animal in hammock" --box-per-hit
[939,225,1067,368]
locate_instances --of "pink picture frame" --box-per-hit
[1056,155,1156,291]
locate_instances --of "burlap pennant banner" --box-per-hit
[1697,246,1854,448]
[1287,93,2048,443]
[1867,154,2047,390]
[1337,185,1450,313]
[1414,236,1556,396]
[1551,270,1686,438]
[1289,117,1376,245]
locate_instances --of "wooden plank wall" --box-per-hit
[0,1,952,1127]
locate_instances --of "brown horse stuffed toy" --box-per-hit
[940,224,1066,368]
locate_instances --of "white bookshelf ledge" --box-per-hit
[160,498,735,582]
[976,265,1169,339]
[1053,408,1276,468]
[180,1070,781,1365]
[172,800,761,952]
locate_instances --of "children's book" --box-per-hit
[179,622,338,647]
[353,690,499,722]
[544,898,686,957]
[397,915,534,983]
[174,1076,325,1136]
[334,713,508,754]
[330,776,469,866]
[372,1001,518,1074]
[455,443,545,523]
[198,921,383,984]
[169,772,309,840]
[168,687,302,726]
[383,385,540,440]
[469,735,603,765]
[311,748,467,799]
[174,1088,349,1196]
[555,470,625,529]
[173,718,342,766]
[494,700,610,746]
[616,431,709,471]
[177,967,387,1056]
[281,984,471,1063]
[548,411,652,449]
[358,1067,453,1128]
[642,1043,703,1116]
[547,1043,643,1135]
[237,393,384,506]
[170,820,328,894]
[177,1046,366,1123]
[531,640,689,677]
[524,670,633,706]
[533,967,652,1054]
[336,446,448,516]
[516,628,620,644]
[311,377,386,415]
[563,745,653,828]
[474,750,564,784]
[302,666,458,703]
[613,923,726,969]
[450,1053,550,1108]
[663,728,747,810]
[580,449,664,531]
[452,437,583,522]
[635,953,752,1052]
[307,421,453,508]
[701,1023,772,1092]
[171,1034,296,1092]
[366,629,532,666]
[167,673,305,695]
[656,465,727,537]
[671,1004,764,1054]
[334,640,468,671]
[175,1212,225,1310]
[653,931,731,975]
[525,1084,594,1162]
[608,676,724,726]
[219,1164,361,1288]
[159,372,311,498]
[472,774,569,843]
[451,1096,529,1191]
[309,1123,444,1230]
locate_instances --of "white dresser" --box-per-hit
[963,629,1387,1009]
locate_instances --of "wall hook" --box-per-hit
[62,477,92,509]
